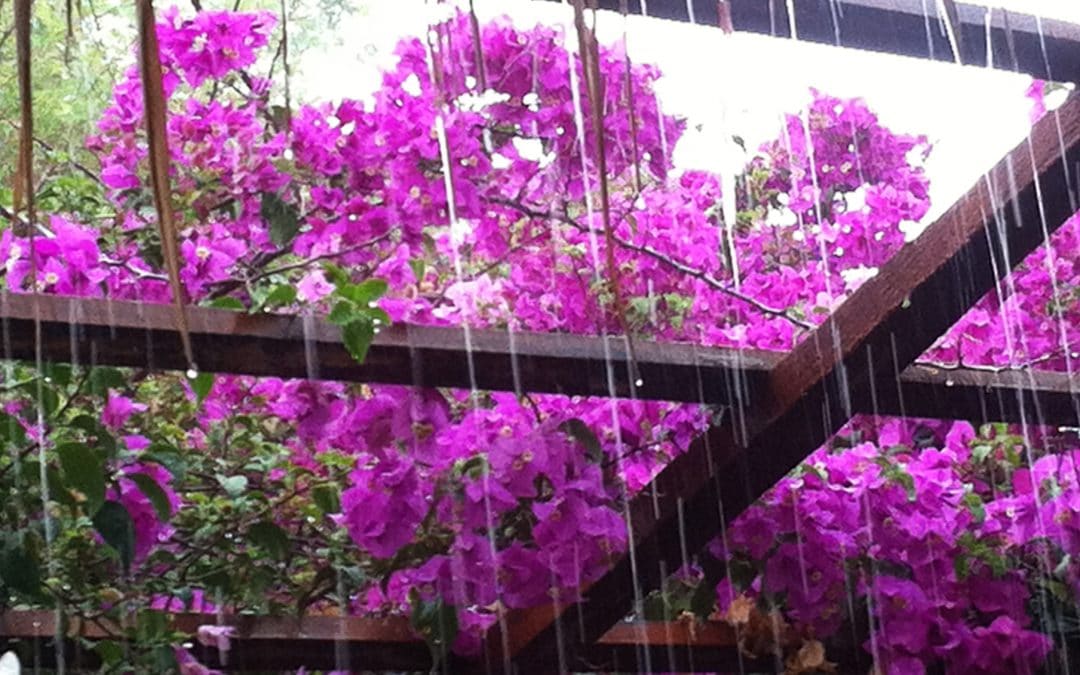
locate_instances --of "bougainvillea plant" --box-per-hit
[0,5,1076,674]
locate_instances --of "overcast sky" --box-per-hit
[296,1,1075,230]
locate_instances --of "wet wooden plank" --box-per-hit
[0,610,769,672]
[866,363,1080,428]
[503,95,1080,670]
[0,292,779,404]
[0,610,432,672]
[577,621,776,674]
[552,0,1080,82]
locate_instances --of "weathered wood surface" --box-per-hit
[0,292,778,405]
[868,363,1080,429]
[503,96,1080,671]
[0,610,431,671]
[0,610,768,672]
[549,0,1080,82]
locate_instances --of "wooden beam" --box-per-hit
[0,611,433,672]
[550,0,1080,82]
[0,610,777,673]
[0,293,778,405]
[503,96,1080,671]
[579,621,778,673]
[863,363,1080,428]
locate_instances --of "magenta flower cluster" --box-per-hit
[2,6,1075,670]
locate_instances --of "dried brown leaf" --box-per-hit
[137,0,195,368]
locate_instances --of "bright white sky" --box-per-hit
[296,0,1079,230]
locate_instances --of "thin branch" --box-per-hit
[4,120,103,185]
[490,197,815,331]
[100,256,169,282]
[203,232,394,301]
[246,232,394,282]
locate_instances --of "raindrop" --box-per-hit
[185,367,199,380]
[634,378,644,388]
[945,378,955,387]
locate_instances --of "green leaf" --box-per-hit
[188,371,214,404]
[689,580,716,619]
[206,296,246,311]
[327,300,357,326]
[339,279,388,306]
[69,414,117,457]
[558,418,604,464]
[41,363,73,386]
[341,318,376,364]
[95,640,125,666]
[248,521,290,561]
[36,387,60,418]
[219,475,248,497]
[323,262,351,287]
[0,542,41,597]
[135,609,169,642]
[312,485,341,515]
[144,443,187,480]
[150,646,178,671]
[641,591,670,620]
[260,191,300,247]
[367,307,392,327]
[57,442,106,513]
[972,444,993,463]
[47,466,77,508]
[128,473,173,521]
[409,592,458,665]
[0,412,28,446]
[962,489,985,526]
[256,284,298,312]
[409,259,425,282]
[93,500,136,572]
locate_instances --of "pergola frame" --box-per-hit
[4,0,1080,672]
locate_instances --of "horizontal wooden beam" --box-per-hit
[0,611,432,672]
[505,94,1080,670]
[864,363,1080,428]
[0,611,770,673]
[0,292,778,405]
[562,0,1080,82]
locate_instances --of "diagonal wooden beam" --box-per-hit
[543,0,1080,82]
[864,363,1080,429]
[0,293,777,405]
[502,96,1080,672]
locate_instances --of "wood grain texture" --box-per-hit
[503,96,1080,671]
[0,610,766,672]
[0,292,778,404]
[539,0,1080,82]
[866,364,1080,429]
